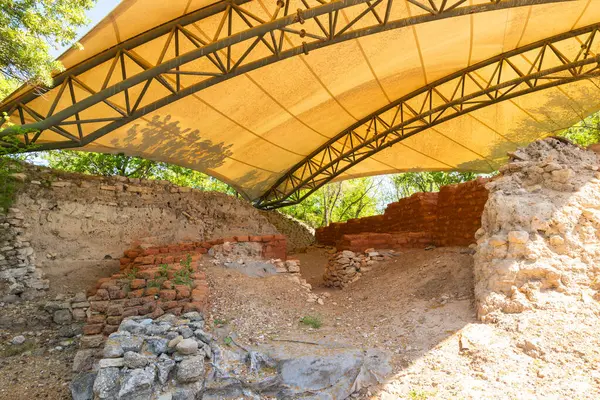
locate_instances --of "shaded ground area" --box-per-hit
[208,247,476,371]
[208,246,600,399]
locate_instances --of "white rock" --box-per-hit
[99,358,125,368]
[11,335,26,345]
[176,338,198,355]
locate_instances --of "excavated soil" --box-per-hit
[2,246,600,399]
[208,246,477,370]
[207,246,600,399]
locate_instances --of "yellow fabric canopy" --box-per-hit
[2,0,600,204]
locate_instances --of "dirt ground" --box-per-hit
[207,247,476,368]
[0,299,78,399]
[207,246,600,399]
[1,246,599,399]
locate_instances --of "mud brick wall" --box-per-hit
[383,192,439,232]
[316,179,489,248]
[119,234,287,267]
[435,177,490,247]
[81,234,286,340]
[336,232,434,252]
[83,252,209,337]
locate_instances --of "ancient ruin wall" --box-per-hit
[258,210,315,252]
[435,178,490,247]
[315,179,489,249]
[474,138,600,321]
[0,208,48,300]
[0,164,305,300]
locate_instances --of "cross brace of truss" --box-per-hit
[254,23,600,209]
[0,0,574,144]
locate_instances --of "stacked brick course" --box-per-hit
[336,232,434,252]
[435,178,490,247]
[82,234,286,339]
[316,178,489,250]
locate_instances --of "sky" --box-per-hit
[51,0,122,58]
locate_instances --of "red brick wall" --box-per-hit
[434,177,489,246]
[315,179,489,249]
[336,232,434,252]
[82,234,287,338]
[315,192,438,246]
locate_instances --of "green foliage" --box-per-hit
[0,77,19,101]
[0,0,96,99]
[0,120,39,212]
[389,171,479,200]
[0,340,37,357]
[43,150,236,193]
[173,255,193,286]
[125,267,138,281]
[0,156,21,212]
[146,279,162,289]
[223,336,233,346]
[561,112,600,147]
[179,254,193,272]
[299,315,322,329]
[280,177,381,228]
[158,264,170,279]
[408,389,431,400]
[213,318,228,327]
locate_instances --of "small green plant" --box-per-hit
[223,336,233,346]
[158,264,170,278]
[147,279,161,288]
[173,259,193,286]
[300,315,322,329]
[213,318,228,327]
[125,267,139,281]
[408,389,431,400]
[180,254,193,271]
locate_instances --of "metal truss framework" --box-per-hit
[255,23,600,209]
[0,0,573,148]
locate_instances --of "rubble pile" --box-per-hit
[71,312,392,400]
[323,249,391,288]
[72,312,212,399]
[475,138,600,320]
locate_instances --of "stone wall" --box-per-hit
[0,164,302,300]
[474,138,600,321]
[0,207,48,300]
[315,178,489,250]
[258,210,315,252]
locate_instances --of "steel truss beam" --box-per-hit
[255,23,600,209]
[0,0,573,147]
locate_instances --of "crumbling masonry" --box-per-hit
[474,138,600,320]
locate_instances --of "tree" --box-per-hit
[561,112,600,147]
[43,150,236,194]
[280,177,381,228]
[0,0,96,99]
[388,171,479,201]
